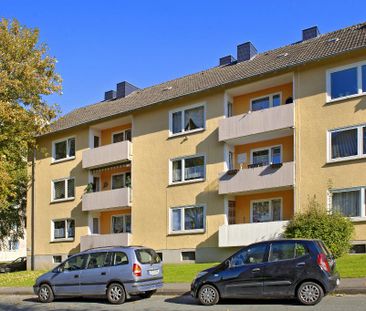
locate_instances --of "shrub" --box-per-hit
[284,197,354,258]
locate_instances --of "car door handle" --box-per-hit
[101,272,106,276]
[252,268,261,273]
[74,275,79,278]
[296,262,306,268]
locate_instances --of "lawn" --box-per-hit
[0,255,365,287]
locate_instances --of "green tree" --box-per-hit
[0,18,61,243]
[284,196,354,258]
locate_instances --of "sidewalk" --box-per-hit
[0,278,365,296]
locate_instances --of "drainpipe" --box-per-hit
[31,148,35,271]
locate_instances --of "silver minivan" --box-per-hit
[33,246,163,304]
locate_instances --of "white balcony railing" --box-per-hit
[82,188,131,212]
[80,233,132,251]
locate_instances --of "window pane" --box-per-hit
[172,209,181,231]
[172,111,182,134]
[125,129,132,142]
[125,172,131,188]
[331,129,358,159]
[68,138,75,157]
[332,190,360,217]
[269,242,295,262]
[125,215,131,233]
[55,141,67,160]
[184,106,204,131]
[252,97,270,111]
[272,199,281,221]
[184,156,204,180]
[112,132,124,143]
[87,252,107,269]
[113,252,129,266]
[252,201,271,222]
[112,174,124,189]
[172,160,182,182]
[67,219,75,238]
[67,179,75,198]
[93,136,100,148]
[252,150,269,166]
[330,67,358,99]
[63,254,88,271]
[92,218,99,234]
[231,244,267,267]
[184,206,204,230]
[271,147,281,164]
[295,243,309,258]
[112,216,125,233]
[273,94,281,107]
[54,221,66,239]
[362,65,366,93]
[53,181,65,200]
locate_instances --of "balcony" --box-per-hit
[219,221,289,247]
[80,233,132,251]
[82,188,131,212]
[82,141,132,169]
[219,104,294,145]
[219,161,294,195]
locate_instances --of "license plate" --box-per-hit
[149,269,159,276]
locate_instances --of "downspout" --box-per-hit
[31,148,35,271]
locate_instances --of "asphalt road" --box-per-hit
[1,294,366,311]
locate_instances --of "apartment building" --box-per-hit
[27,22,366,269]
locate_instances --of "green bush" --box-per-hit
[284,197,354,258]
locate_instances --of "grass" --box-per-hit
[0,255,365,287]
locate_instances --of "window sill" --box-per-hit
[350,217,366,223]
[50,238,74,243]
[327,155,366,164]
[168,229,205,236]
[50,198,75,204]
[168,179,205,187]
[326,92,366,104]
[168,128,205,139]
[51,156,76,165]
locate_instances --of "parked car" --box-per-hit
[33,246,163,304]
[191,239,339,306]
[0,257,27,273]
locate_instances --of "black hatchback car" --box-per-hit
[191,239,339,306]
[0,257,27,273]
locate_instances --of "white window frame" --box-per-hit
[111,128,132,143]
[169,154,206,185]
[111,214,131,233]
[51,219,75,242]
[250,92,282,111]
[111,172,131,189]
[326,60,366,102]
[52,136,76,163]
[250,145,283,165]
[169,205,206,234]
[328,187,366,220]
[250,198,283,223]
[168,102,206,137]
[327,124,366,163]
[51,177,75,203]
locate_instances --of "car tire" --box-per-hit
[38,284,54,303]
[138,289,156,299]
[107,283,126,304]
[297,281,324,305]
[198,284,220,306]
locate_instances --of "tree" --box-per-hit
[0,18,61,244]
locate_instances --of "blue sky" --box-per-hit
[1,0,365,115]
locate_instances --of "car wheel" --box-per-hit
[38,284,54,303]
[297,281,324,305]
[198,284,220,306]
[107,283,126,304]
[138,289,156,299]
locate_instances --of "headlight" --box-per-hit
[195,271,208,280]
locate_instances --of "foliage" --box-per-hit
[284,196,354,258]
[0,18,61,242]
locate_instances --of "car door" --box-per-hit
[263,241,311,296]
[52,254,88,296]
[79,252,111,295]
[218,243,268,298]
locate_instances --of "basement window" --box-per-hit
[53,256,62,263]
[181,251,195,261]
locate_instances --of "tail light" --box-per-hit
[317,253,331,273]
[133,263,142,277]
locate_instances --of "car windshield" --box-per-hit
[135,249,161,264]
[12,257,23,264]
[317,241,333,257]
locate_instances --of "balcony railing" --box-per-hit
[82,187,131,212]
[80,233,132,251]
[82,140,132,169]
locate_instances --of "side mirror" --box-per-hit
[224,259,231,269]
[53,266,63,273]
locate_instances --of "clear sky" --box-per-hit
[1,0,365,115]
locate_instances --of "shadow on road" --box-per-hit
[22,295,143,305]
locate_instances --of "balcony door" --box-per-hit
[250,199,282,223]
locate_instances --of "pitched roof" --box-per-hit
[49,22,366,134]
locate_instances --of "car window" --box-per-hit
[269,242,295,262]
[62,254,88,271]
[87,252,108,269]
[13,258,22,264]
[295,243,309,258]
[135,249,161,264]
[113,252,129,266]
[231,244,267,267]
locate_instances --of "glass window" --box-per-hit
[62,254,88,271]
[252,150,269,166]
[170,105,205,135]
[252,199,282,222]
[362,65,366,93]
[125,129,132,142]
[231,244,267,267]
[54,181,66,200]
[171,206,205,232]
[52,178,75,201]
[228,201,236,225]
[172,111,182,134]
[295,243,309,258]
[92,218,99,234]
[273,94,281,107]
[112,174,125,189]
[252,96,270,111]
[331,128,358,159]
[227,102,233,117]
[330,67,358,99]
[111,215,131,233]
[53,256,62,263]
[112,132,124,143]
[87,252,107,269]
[93,136,100,148]
[271,146,281,164]
[67,179,75,198]
[53,219,74,240]
[332,190,360,217]
[68,138,75,157]
[53,138,75,161]
[135,249,161,264]
[172,160,182,182]
[269,242,295,262]
[172,209,181,231]
[171,156,205,184]
[113,252,129,265]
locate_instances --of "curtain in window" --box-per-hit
[184,107,204,131]
[252,150,269,166]
[172,111,182,134]
[272,199,281,221]
[184,207,204,230]
[112,216,124,233]
[331,129,358,158]
[67,220,75,238]
[184,157,204,180]
[332,190,360,217]
[54,221,65,239]
[54,181,65,199]
[172,209,181,231]
[55,141,67,160]
[252,201,270,222]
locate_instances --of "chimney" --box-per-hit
[237,42,257,62]
[116,81,139,98]
[302,26,320,41]
[104,90,116,101]
[219,55,236,66]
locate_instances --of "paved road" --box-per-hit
[1,294,366,311]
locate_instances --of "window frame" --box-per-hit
[250,144,283,165]
[110,214,132,234]
[169,154,206,185]
[168,103,206,137]
[250,92,282,111]
[51,218,75,242]
[52,136,76,163]
[326,61,366,102]
[250,198,283,223]
[169,205,206,234]
[111,128,132,143]
[51,177,75,203]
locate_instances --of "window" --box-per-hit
[327,62,366,100]
[170,104,205,135]
[52,219,75,240]
[228,200,236,225]
[251,199,282,223]
[62,254,88,271]
[87,252,108,269]
[227,102,233,117]
[251,146,282,166]
[251,93,281,112]
[182,251,196,261]
[52,178,75,201]
[8,239,19,251]
[171,155,205,184]
[112,129,132,143]
[328,124,366,161]
[111,215,131,233]
[331,188,364,218]
[53,256,62,264]
[135,249,161,264]
[171,205,205,233]
[93,176,100,192]
[92,218,99,234]
[228,151,234,170]
[231,244,267,267]
[93,136,100,148]
[268,242,309,262]
[111,172,131,189]
[52,137,75,162]
[113,252,129,265]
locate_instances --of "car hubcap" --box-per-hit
[200,287,216,304]
[300,284,320,303]
[110,286,122,301]
[39,287,49,301]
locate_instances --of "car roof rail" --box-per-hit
[81,245,124,252]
